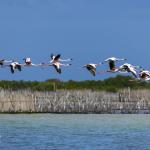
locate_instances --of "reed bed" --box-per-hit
[0,89,150,113]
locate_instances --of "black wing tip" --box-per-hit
[58,69,61,74]
[57,54,61,57]
[50,54,54,59]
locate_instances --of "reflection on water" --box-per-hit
[0,114,150,150]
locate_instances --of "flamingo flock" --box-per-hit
[0,55,150,82]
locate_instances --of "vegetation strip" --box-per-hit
[0,75,149,92]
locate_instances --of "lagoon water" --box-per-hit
[0,114,150,150]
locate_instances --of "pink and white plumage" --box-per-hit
[83,63,101,76]
[50,54,72,63]
[23,58,41,66]
[102,57,127,72]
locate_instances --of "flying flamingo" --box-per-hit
[139,70,150,81]
[83,63,101,76]
[9,61,22,74]
[42,62,71,74]
[118,63,141,78]
[50,62,71,74]
[22,58,41,66]
[102,57,127,72]
[50,54,72,63]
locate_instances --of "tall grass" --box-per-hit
[0,89,150,113]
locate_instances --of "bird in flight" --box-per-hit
[138,69,150,81]
[9,61,22,74]
[102,57,127,72]
[47,62,71,74]
[50,54,72,63]
[118,63,141,78]
[22,58,42,67]
[40,54,73,74]
[83,63,101,76]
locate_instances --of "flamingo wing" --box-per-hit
[129,68,138,78]
[0,59,5,66]
[109,61,115,70]
[131,71,138,78]
[16,64,22,72]
[86,65,96,76]
[54,54,61,61]
[54,65,61,74]
[10,65,14,74]
[140,72,147,79]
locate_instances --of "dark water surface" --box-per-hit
[0,114,150,150]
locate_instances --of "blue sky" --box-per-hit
[0,0,150,81]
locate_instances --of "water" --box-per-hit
[0,114,150,150]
